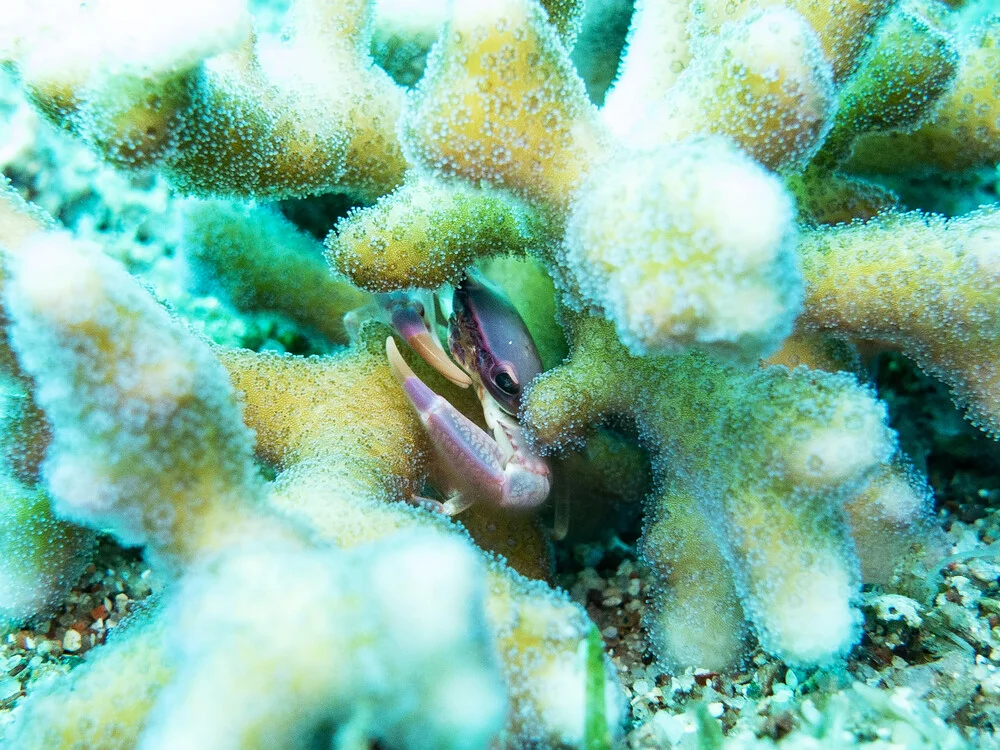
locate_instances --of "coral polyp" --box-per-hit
[1,0,1000,746]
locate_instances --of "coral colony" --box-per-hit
[0,0,999,746]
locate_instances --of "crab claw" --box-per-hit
[388,301,472,388]
[386,338,549,513]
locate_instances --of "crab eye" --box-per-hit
[493,371,519,395]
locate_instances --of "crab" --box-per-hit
[370,272,559,534]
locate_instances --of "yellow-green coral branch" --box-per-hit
[601,0,693,129]
[403,0,611,212]
[2,230,285,568]
[846,16,1000,173]
[327,178,553,292]
[606,8,837,173]
[182,199,371,344]
[561,139,802,362]
[523,315,921,668]
[818,2,960,169]
[798,207,1000,437]
[688,0,895,82]
[7,0,407,201]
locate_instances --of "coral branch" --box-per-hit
[601,0,693,128]
[139,533,507,750]
[561,139,802,361]
[182,200,371,344]
[3,610,174,749]
[3,231,276,566]
[689,0,895,82]
[523,315,934,668]
[327,178,552,292]
[608,9,837,172]
[0,470,95,626]
[819,2,960,167]
[799,207,1000,436]
[846,15,1000,173]
[6,0,407,200]
[403,0,610,211]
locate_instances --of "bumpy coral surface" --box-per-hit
[2,0,1000,747]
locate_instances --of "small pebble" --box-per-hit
[872,594,923,628]
[969,558,1000,584]
[62,630,81,653]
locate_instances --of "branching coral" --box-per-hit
[560,139,802,361]
[798,207,1000,436]
[3,0,407,200]
[687,0,895,83]
[0,469,95,626]
[128,533,509,750]
[606,6,839,172]
[788,0,961,222]
[327,178,550,292]
[5,239,276,564]
[182,199,371,344]
[0,187,623,748]
[404,1,607,211]
[846,8,1000,174]
[301,0,990,674]
[339,0,813,362]
[522,315,940,669]
[0,191,96,627]
[8,532,510,750]
[2,0,1000,745]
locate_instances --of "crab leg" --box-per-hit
[387,338,549,512]
[407,491,475,517]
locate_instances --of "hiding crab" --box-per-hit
[371,272,559,533]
